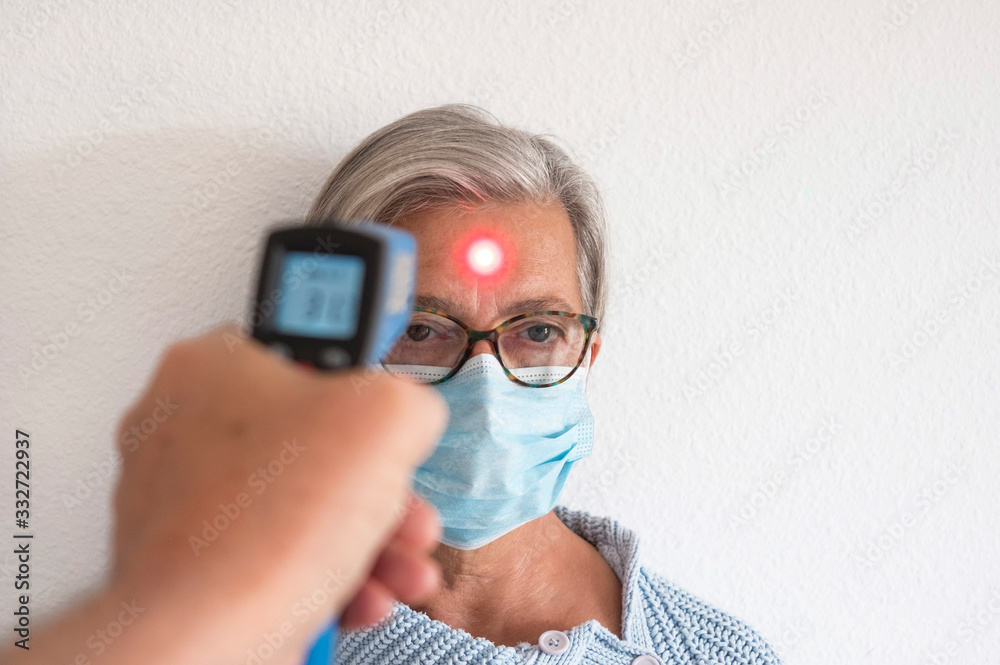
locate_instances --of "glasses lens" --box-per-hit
[382,311,466,383]
[498,314,587,386]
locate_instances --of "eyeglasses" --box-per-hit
[381,307,599,387]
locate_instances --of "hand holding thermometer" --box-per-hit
[249,221,417,664]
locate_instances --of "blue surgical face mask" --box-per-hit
[412,352,594,550]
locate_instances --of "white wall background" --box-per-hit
[2,1,998,663]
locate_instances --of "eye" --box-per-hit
[406,325,431,342]
[525,324,551,343]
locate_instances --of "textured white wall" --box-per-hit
[2,1,998,663]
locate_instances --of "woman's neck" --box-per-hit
[411,511,623,646]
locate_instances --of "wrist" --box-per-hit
[83,581,195,665]
[84,572,267,665]
[98,564,322,665]
[0,584,192,665]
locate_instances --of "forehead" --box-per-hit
[394,201,582,325]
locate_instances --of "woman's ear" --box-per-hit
[588,332,602,368]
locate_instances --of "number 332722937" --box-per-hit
[16,431,30,525]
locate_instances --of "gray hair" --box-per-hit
[307,104,609,324]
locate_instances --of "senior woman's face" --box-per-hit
[395,201,601,366]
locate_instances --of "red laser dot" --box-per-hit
[467,239,503,276]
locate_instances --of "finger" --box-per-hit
[369,542,441,605]
[115,405,139,456]
[391,493,442,550]
[339,579,395,630]
[318,376,448,471]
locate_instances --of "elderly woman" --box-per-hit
[308,105,782,665]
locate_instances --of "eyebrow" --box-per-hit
[415,295,578,321]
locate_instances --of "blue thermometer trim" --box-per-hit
[304,626,335,665]
[297,222,416,665]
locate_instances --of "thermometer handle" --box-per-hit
[289,363,338,664]
[299,360,338,664]
[303,622,336,664]
[249,222,418,665]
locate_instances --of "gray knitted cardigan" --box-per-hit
[336,506,783,664]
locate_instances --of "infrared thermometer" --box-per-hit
[248,221,417,664]
[251,222,416,367]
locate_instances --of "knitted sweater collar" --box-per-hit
[552,506,654,650]
[346,506,653,660]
